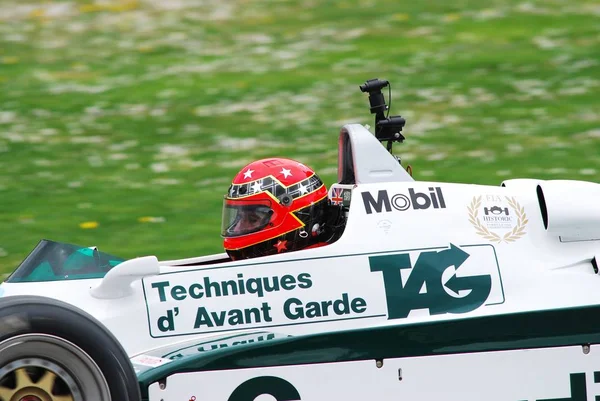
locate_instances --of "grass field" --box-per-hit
[1,0,599,273]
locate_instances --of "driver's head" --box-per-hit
[226,205,272,236]
[222,158,328,260]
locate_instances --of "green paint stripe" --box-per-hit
[137,303,600,393]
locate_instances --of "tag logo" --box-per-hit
[361,187,446,214]
[369,244,503,319]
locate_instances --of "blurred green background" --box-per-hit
[1,0,599,274]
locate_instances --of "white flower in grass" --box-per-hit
[151,163,169,173]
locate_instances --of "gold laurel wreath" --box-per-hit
[467,196,528,243]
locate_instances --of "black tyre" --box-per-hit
[0,295,141,401]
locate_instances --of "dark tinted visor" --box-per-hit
[221,199,274,237]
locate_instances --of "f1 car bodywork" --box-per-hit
[1,79,600,400]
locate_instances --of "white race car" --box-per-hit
[1,78,599,401]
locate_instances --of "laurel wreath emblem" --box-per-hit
[468,196,528,243]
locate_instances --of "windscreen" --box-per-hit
[6,239,125,283]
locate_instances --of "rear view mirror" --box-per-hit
[90,256,159,299]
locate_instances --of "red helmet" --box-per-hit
[222,158,329,260]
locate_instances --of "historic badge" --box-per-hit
[468,195,528,243]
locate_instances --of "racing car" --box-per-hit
[1,78,600,401]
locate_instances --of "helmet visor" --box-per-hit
[221,198,274,237]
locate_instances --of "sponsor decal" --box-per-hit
[369,243,503,319]
[377,219,392,234]
[468,195,528,243]
[228,376,301,401]
[150,346,600,400]
[226,370,598,401]
[130,354,172,367]
[143,243,502,337]
[330,187,351,206]
[361,187,446,214]
[521,371,596,401]
[145,270,371,337]
[162,332,287,361]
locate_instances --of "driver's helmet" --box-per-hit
[222,158,329,260]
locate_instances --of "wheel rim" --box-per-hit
[0,358,78,401]
[0,334,111,401]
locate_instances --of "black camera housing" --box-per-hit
[359,78,406,148]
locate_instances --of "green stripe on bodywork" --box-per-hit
[138,303,600,398]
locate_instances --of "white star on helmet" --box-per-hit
[251,181,262,194]
[280,168,292,178]
[243,169,254,179]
